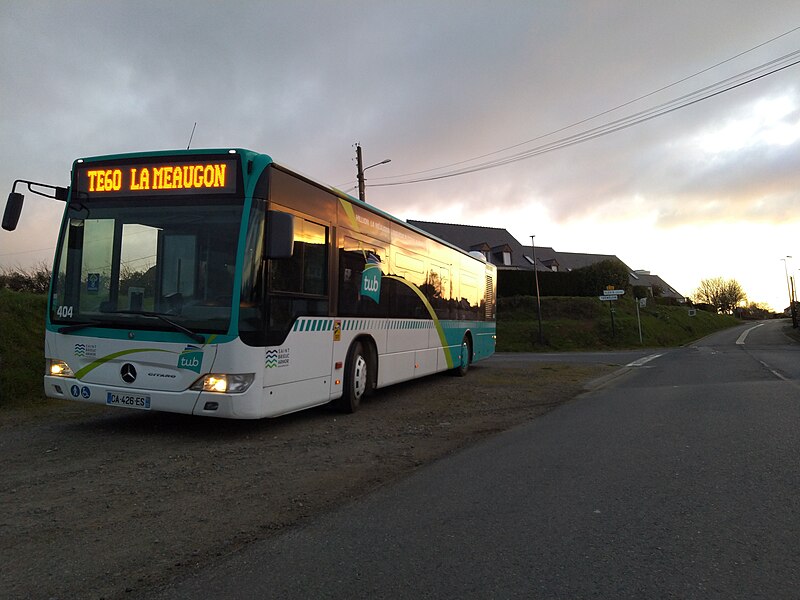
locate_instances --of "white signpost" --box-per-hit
[599,289,624,300]
[599,288,625,337]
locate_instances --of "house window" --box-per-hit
[502,251,511,266]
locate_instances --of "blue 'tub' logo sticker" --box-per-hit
[360,254,382,304]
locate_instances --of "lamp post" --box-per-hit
[531,235,543,344]
[782,256,797,328]
[355,144,391,202]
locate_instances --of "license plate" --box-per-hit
[106,391,151,410]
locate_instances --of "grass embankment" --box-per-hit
[497,295,740,351]
[0,288,47,410]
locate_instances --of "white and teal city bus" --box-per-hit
[3,149,496,418]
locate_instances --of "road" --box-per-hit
[147,320,800,599]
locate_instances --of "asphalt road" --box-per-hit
[149,320,800,599]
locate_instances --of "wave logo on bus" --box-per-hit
[177,345,204,373]
[360,254,382,304]
[73,343,96,358]
[265,348,290,368]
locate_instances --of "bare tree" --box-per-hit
[694,277,747,314]
[0,262,51,294]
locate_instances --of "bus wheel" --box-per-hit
[336,341,370,413]
[454,336,471,377]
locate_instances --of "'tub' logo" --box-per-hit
[178,345,203,373]
[360,259,382,304]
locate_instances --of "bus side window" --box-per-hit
[264,217,329,346]
[270,218,327,296]
[337,237,385,317]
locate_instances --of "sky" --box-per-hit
[2,1,800,311]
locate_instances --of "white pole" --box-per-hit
[635,297,643,344]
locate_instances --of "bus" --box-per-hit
[2,148,496,419]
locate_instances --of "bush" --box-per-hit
[498,295,600,319]
[0,263,51,294]
[498,258,630,298]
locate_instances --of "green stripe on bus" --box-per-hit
[383,275,454,368]
[74,347,173,379]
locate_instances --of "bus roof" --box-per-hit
[72,148,493,269]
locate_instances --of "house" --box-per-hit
[406,220,543,270]
[407,219,684,302]
[629,270,685,303]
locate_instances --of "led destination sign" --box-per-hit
[75,158,238,197]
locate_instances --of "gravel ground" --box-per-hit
[1,359,613,599]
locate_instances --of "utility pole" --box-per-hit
[356,144,365,202]
[531,235,543,345]
[355,143,390,203]
[782,256,797,328]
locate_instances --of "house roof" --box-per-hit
[408,218,685,300]
[408,220,634,274]
[630,271,685,301]
[407,220,547,270]
[524,248,635,273]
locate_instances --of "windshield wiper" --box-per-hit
[59,321,104,334]
[57,311,205,344]
[103,310,206,344]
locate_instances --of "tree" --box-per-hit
[579,258,630,296]
[0,262,51,294]
[740,301,772,320]
[694,277,747,314]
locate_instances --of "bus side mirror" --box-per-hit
[266,210,295,259]
[2,192,24,231]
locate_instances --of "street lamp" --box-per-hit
[355,144,391,202]
[781,256,797,328]
[530,235,543,344]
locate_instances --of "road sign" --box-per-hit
[599,295,619,301]
[604,289,625,295]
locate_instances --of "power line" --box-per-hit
[371,48,800,187]
[369,26,800,187]
[0,245,56,258]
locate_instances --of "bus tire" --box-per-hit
[336,341,370,413]
[454,335,471,377]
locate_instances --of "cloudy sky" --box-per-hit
[2,1,800,310]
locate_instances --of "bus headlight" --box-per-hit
[47,359,75,377]
[190,373,255,394]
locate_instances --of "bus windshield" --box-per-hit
[50,198,244,335]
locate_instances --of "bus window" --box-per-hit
[239,199,267,346]
[424,263,451,318]
[460,274,480,320]
[270,218,327,295]
[265,217,329,345]
[338,237,385,317]
[160,234,196,299]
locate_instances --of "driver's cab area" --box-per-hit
[50,199,243,335]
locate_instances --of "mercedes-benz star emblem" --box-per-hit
[120,363,137,384]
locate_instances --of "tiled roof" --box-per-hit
[407,220,547,270]
[630,271,685,300]
[408,218,684,299]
